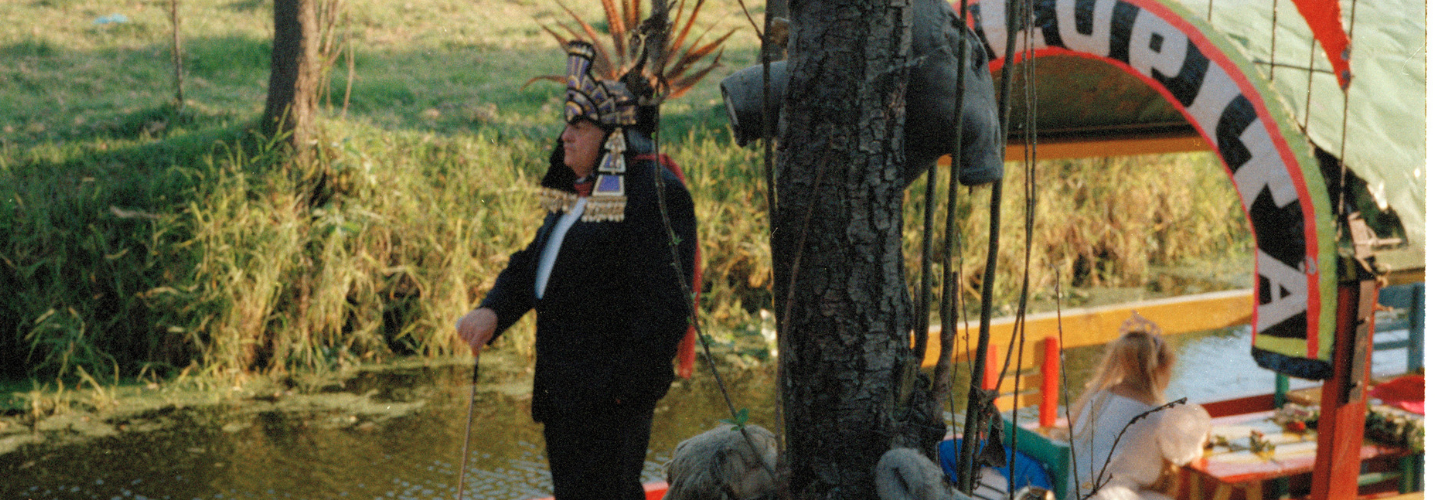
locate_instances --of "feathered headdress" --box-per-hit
[527,0,735,101]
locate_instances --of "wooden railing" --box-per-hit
[917,284,1424,424]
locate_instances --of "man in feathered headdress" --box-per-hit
[455,40,698,500]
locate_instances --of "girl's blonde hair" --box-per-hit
[1069,315,1176,419]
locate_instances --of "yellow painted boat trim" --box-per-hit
[935,132,1210,164]
[918,288,1253,369]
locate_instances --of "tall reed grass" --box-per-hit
[899,153,1250,322]
[1,118,1250,383]
[1,0,1250,383]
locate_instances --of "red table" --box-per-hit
[1183,410,1410,500]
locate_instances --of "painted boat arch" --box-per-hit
[962,0,1339,379]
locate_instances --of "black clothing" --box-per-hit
[480,152,697,423]
[543,403,654,500]
[480,146,695,499]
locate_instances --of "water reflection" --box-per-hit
[1058,324,1406,409]
[1055,325,1316,407]
[0,361,778,500]
[0,327,1400,499]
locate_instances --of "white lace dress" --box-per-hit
[1065,391,1211,500]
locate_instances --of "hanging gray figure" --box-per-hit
[719,0,1005,186]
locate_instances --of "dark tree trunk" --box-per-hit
[263,0,320,158]
[773,0,913,495]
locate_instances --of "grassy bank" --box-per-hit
[1,0,1249,387]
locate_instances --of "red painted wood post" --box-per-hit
[983,344,998,390]
[1040,336,1060,427]
[1310,278,1376,500]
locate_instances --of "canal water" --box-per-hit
[0,325,1408,500]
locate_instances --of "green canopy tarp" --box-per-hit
[1192,0,1425,250]
[981,0,1425,250]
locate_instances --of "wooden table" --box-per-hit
[1183,410,1411,500]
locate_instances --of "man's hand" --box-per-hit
[455,308,499,355]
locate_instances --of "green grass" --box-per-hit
[0,0,1250,384]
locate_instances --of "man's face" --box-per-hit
[561,119,606,177]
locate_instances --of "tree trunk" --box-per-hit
[773,0,913,495]
[263,0,320,158]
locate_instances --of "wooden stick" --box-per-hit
[455,356,480,500]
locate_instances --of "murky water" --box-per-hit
[0,359,778,500]
[0,325,1408,500]
[1059,323,1410,408]
[1054,325,1310,406]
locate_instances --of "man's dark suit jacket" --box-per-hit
[480,157,697,422]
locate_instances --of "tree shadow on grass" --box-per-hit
[1,33,742,151]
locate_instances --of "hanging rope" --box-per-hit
[1269,0,1278,80]
[995,0,1040,410]
[931,0,973,432]
[939,0,979,453]
[1334,0,1357,225]
[936,0,981,488]
[1054,265,1084,499]
[915,164,939,362]
[1302,38,1317,133]
[949,268,973,486]
[956,0,1022,491]
[637,0,780,481]
[1001,1,1040,493]
[732,0,788,460]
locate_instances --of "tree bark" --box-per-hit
[773,0,913,496]
[263,0,320,158]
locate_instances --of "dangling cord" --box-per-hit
[647,97,779,484]
[937,0,970,487]
[1334,0,1358,226]
[1301,38,1317,134]
[991,0,1039,391]
[758,0,784,462]
[957,0,1021,491]
[945,234,975,485]
[454,356,480,500]
[915,163,938,362]
[1269,0,1278,80]
[734,0,788,470]
[644,78,779,485]
[950,270,972,485]
[1002,2,1040,493]
[643,1,779,480]
[1055,264,1084,500]
[940,0,977,452]
[931,0,972,437]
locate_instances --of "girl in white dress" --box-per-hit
[1063,314,1212,500]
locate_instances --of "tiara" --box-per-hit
[1119,311,1163,336]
